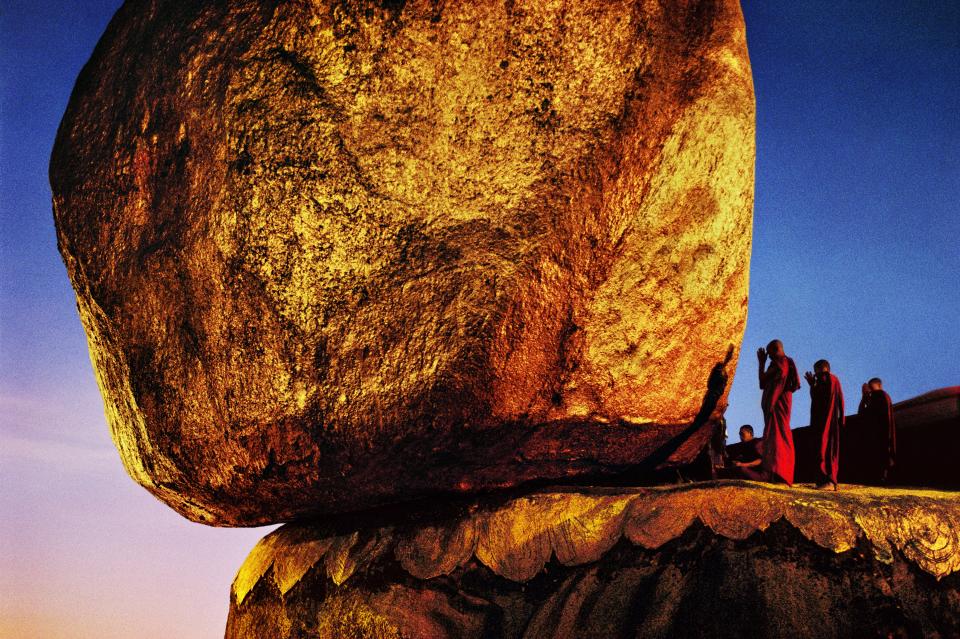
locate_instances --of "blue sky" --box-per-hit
[1,1,958,637]
[724,0,959,433]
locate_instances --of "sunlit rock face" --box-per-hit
[51,0,754,525]
[226,483,960,638]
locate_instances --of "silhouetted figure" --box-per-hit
[758,340,800,485]
[709,416,729,479]
[730,424,765,481]
[635,346,735,484]
[697,346,734,425]
[699,347,735,480]
[805,359,844,490]
[858,377,896,484]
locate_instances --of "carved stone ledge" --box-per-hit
[227,482,960,638]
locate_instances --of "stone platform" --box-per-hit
[226,481,960,638]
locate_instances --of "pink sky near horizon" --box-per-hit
[0,375,276,639]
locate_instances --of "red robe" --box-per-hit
[810,373,845,484]
[857,389,896,482]
[760,355,800,485]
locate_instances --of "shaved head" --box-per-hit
[814,359,830,373]
[766,339,784,356]
[869,377,883,390]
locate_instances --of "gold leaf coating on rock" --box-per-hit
[232,527,283,606]
[232,482,960,605]
[623,493,700,549]
[855,500,960,578]
[548,494,633,566]
[272,531,334,596]
[314,592,403,639]
[784,497,860,553]
[395,521,478,580]
[51,0,755,525]
[324,532,362,586]
[698,485,784,539]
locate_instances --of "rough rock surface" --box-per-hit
[51,0,755,525]
[226,482,960,638]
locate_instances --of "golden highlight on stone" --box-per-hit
[227,482,960,638]
[232,482,960,606]
[51,0,755,525]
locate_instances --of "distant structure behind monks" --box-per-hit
[757,340,801,485]
[805,359,845,491]
[857,377,896,484]
[732,385,958,489]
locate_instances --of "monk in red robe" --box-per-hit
[858,377,896,484]
[757,340,801,485]
[729,424,765,481]
[804,359,844,490]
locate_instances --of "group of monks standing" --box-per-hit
[725,339,897,490]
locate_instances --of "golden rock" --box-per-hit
[51,0,754,525]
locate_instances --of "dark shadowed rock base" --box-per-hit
[225,483,960,638]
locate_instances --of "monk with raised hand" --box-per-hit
[757,340,801,485]
[805,360,845,491]
[858,377,896,484]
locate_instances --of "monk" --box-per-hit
[804,359,844,490]
[757,340,800,485]
[858,377,896,484]
[729,424,765,481]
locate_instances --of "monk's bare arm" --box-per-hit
[838,383,845,419]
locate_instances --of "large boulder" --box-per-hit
[226,482,960,638]
[51,0,754,525]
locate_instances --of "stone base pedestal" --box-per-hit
[227,482,960,638]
